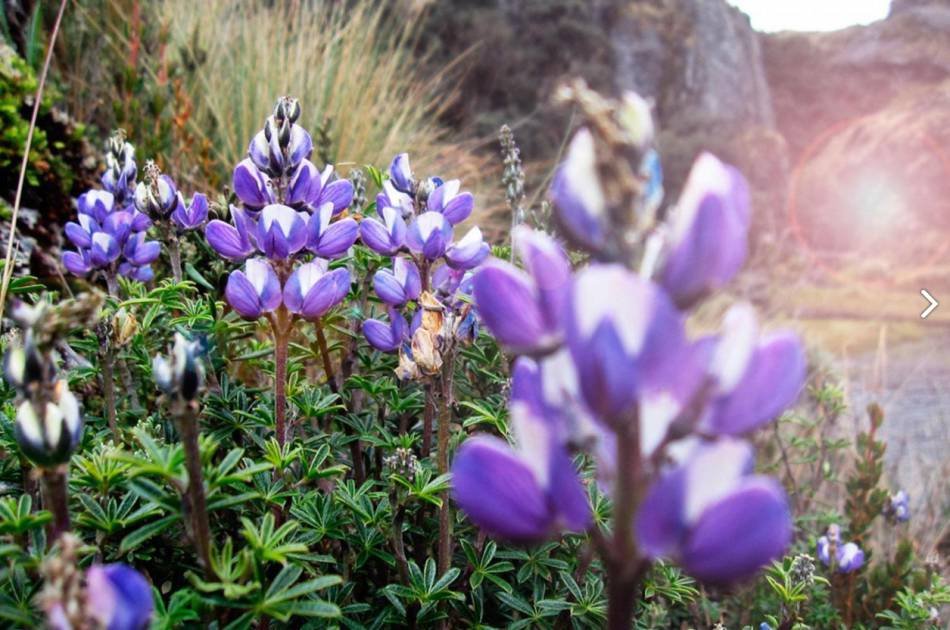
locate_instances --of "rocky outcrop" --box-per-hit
[763,0,950,266]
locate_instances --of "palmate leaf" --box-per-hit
[249,565,342,622]
[0,496,50,535]
[119,513,180,554]
[240,513,308,565]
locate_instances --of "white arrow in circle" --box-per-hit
[921,289,939,319]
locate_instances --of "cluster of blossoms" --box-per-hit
[452,87,806,589]
[817,524,865,573]
[360,154,486,377]
[3,302,84,467]
[205,97,356,323]
[62,131,209,288]
[62,132,158,285]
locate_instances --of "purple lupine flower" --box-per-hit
[389,153,413,194]
[85,563,153,630]
[89,232,121,267]
[886,490,910,522]
[118,263,154,283]
[171,192,209,231]
[445,226,490,270]
[359,206,406,255]
[406,212,452,260]
[376,180,414,219]
[373,257,421,307]
[78,190,115,224]
[205,206,257,262]
[696,303,806,436]
[452,358,591,542]
[101,138,137,204]
[307,202,359,258]
[233,158,275,209]
[224,258,282,320]
[256,204,308,259]
[249,123,313,177]
[122,233,161,267]
[659,152,751,309]
[65,213,99,249]
[428,179,474,225]
[363,308,410,353]
[816,535,832,566]
[472,227,571,356]
[564,264,687,424]
[62,249,92,276]
[286,161,354,215]
[282,260,351,321]
[549,128,609,254]
[635,439,792,584]
[836,542,864,573]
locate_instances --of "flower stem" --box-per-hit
[41,466,71,543]
[605,417,648,630]
[177,400,213,577]
[436,353,455,576]
[273,327,290,448]
[421,382,435,457]
[105,272,120,298]
[98,329,119,441]
[313,319,338,393]
[167,232,183,284]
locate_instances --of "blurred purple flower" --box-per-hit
[224,258,282,320]
[472,227,570,356]
[636,439,792,584]
[122,233,161,267]
[452,358,591,542]
[565,264,687,424]
[85,563,153,630]
[696,303,806,436]
[659,152,751,309]
[836,542,865,573]
[549,128,609,254]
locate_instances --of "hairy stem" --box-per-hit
[105,272,120,298]
[606,417,648,630]
[436,354,455,576]
[167,232,183,284]
[273,325,290,448]
[177,400,213,577]
[100,342,119,441]
[421,382,435,457]
[41,466,71,543]
[314,319,338,394]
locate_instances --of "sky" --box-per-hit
[726,0,892,32]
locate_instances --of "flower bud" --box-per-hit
[153,333,205,401]
[15,381,83,467]
[4,340,45,392]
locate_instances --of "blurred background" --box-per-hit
[1,0,948,553]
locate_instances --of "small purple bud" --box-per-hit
[389,153,413,194]
[362,308,409,353]
[171,192,209,231]
[232,159,274,209]
[428,179,474,224]
[205,206,257,262]
[549,128,609,254]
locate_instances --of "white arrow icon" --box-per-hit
[921,289,939,319]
